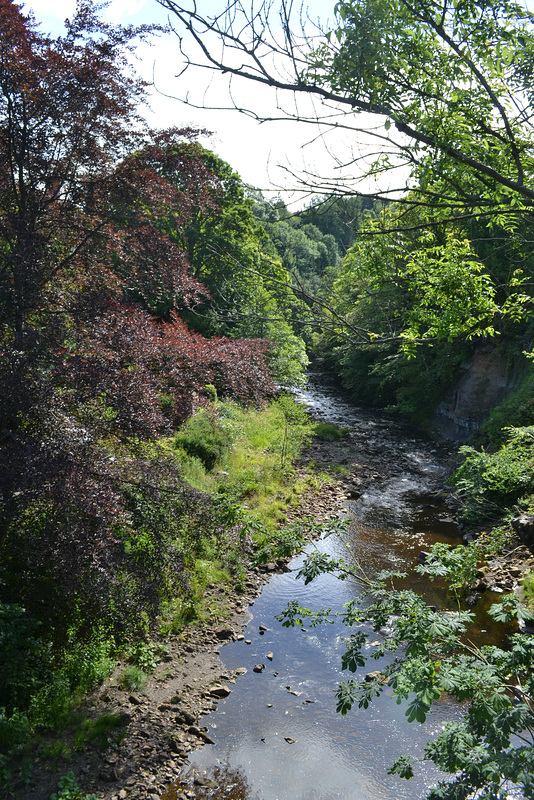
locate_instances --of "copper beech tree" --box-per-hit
[0,0,274,635]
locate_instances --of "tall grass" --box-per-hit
[172,395,314,526]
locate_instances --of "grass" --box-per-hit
[171,396,316,528]
[313,421,350,441]
[73,713,127,752]
[157,395,330,633]
[522,570,534,609]
[118,665,149,692]
[330,463,350,476]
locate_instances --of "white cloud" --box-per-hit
[23,0,76,27]
[22,0,370,203]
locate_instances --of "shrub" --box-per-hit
[0,604,53,714]
[174,408,233,470]
[0,708,30,754]
[451,426,534,524]
[50,771,98,800]
[313,422,349,441]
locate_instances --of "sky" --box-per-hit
[22,0,348,205]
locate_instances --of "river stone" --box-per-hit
[175,708,196,725]
[465,593,480,606]
[128,695,143,705]
[253,663,265,673]
[209,684,231,698]
[215,627,234,640]
[365,670,388,684]
[188,725,215,744]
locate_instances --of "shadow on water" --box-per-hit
[164,374,513,800]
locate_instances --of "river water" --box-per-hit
[170,376,498,800]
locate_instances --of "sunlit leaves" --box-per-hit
[488,593,534,624]
[335,679,358,715]
[281,534,534,798]
[295,550,345,584]
[340,631,367,671]
[400,236,500,354]
[387,754,414,779]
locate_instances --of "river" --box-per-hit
[166,375,501,800]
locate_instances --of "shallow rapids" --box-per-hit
[167,375,487,800]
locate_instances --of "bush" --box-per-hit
[0,708,30,754]
[174,408,233,470]
[50,771,98,800]
[0,604,53,714]
[451,426,534,524]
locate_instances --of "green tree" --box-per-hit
[161,0,534,353]
[162,0,534,223]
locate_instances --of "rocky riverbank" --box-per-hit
[17,429,534,800]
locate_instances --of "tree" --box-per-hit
[157,0,534,354]
[0,0,275,638]
[160,0,534,224]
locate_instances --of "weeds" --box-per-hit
[50,771,98,800]
[523,571,534,609]
[313,422,350,441]
[452,426,534,525]
[73,713,126,752]
[119,666,149,692]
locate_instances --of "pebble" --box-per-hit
[209,685,231,698]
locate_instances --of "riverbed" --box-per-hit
[173,375,485,800]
